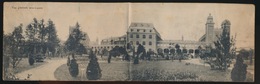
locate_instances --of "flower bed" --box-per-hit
[130,68,201,81]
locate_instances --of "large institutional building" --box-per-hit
[91,14,231,54]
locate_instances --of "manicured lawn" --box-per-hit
[54,59,234,81]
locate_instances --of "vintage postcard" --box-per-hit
[3,2,254,82]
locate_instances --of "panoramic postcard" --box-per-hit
[3,2,254,82]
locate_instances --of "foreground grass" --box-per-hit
[130,60,232,81]
[54,61,129,81]
[54,59,236,81]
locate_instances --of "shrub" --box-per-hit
[86,51,102,80]
[69,58,79,77]
[231,54,247,82]
[28,55,34,65]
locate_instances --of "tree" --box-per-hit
[175,44,180,49]
[64,22,86,55]
[134,44,145,64]
[175,44,182,62]
[164,48,169,60]
[3,24,25,69]
[86,51,102,80]
[205,20,235,71]
[238,49,251,60]
[10,24,24,68]
[231,54,247,82]
[3,32,11,79]
[25,18,43,55]
[25,18,60,56]
[45,19,60,56]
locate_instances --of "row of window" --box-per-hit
[130,29,153,32]
[102,38,126,42]
[130,41,152,45]
[130,34,153,39]
[92,46,113,49]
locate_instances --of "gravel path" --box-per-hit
[15,58,67,80]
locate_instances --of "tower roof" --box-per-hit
[207,13,213,19]
[206,13,214,23]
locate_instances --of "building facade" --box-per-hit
[126,22,162,52]
[90,14,231,54]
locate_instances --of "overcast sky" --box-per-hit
[4,2,254,48]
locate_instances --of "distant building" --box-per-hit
[91,14,231,54]
[127,22,162,51]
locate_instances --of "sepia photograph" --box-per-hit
[3,2,255,82]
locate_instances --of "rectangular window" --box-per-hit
[143,30,146,32]
[136,34,139,38]
[137,29,140,32]
[142,41,146,45]
[149,35,152,39]
[143,35,146,38]
[131,29,134,32]
[130,34,133,38]
[149,42,152,45]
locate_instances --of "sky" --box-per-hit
[4,2,255,48]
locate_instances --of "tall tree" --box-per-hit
[45,19,60,56]
[64,22,86,55]
[4,24,25,68]
[204,20,235,71]
[25,18,40,54]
